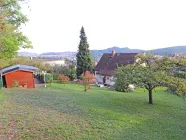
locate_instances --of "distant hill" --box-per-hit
[38,47,144,58]
[90,46,186,57]
[90,47,144,58]
[18,52,38,57]
[18,46,186,57]
[150,46,186,55]
[40,52,76,56]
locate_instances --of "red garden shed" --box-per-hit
[0,65,39,88]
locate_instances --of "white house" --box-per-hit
[44,59,65,66]
[95,50,137,86]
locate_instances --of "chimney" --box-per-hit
[111,50,116,57]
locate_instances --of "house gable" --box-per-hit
[95,51,137,76]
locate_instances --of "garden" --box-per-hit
[0,83,185,139]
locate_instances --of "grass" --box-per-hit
[0,83,186,139]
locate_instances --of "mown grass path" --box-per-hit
[0,84,186,139]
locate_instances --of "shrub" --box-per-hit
[52,74,59,80]
[45,73,53,83]
[114,66,136,92]
[66,64,76,81]
[81,71,95,91]
[37,73,53,86]
[58,75,70,86]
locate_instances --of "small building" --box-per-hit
[44,59,65,66]
[0,65,39,88]
[95,50,137,86]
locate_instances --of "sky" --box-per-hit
[21,0,186,53]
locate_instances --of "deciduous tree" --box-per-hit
[115,53,186,104]
[0,0,32,60]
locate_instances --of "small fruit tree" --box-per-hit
[81,71,95,91]
[58,75,70,86]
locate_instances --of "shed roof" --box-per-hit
[0,64,39,76]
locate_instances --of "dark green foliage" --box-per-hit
[52,74,59,80]
[45,73,53,83]
[114,65,136,92]
[66,64,76,81]
[51,64,76,81]
[175,72,186,79]
[76,27,93,78]
[115,53,186,104]
[38,73,53,83]
[0,79,3,89]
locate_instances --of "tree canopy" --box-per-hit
[114,53,186,104]
[0,0,32,60]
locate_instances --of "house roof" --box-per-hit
[95,53,137,76]
[0,64,39,76]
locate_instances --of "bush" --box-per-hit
[58,75,70,85]
[66,64,76,81]
[45,73,53,83]
[37,73,53,84]
[52,74,59,80]
[81,71,95,91]
[114,66,136,92]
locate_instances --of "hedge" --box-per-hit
[45,73,53,83]
[52,74,59,80]
[38,73,53,83]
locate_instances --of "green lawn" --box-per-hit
[0,84,186,140]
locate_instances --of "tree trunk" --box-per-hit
[148,89,153,104]
[84,84,87,91]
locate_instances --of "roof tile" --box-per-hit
[95,53,137,75]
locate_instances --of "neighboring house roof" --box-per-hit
[171,53,186,58]
[95,51,137,76]
[0,64,39,76]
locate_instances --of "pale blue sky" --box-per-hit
[21,0,186,53]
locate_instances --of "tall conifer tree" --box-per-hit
[76,26,93,78]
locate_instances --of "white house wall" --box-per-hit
[95,72,103,83]
[95,71,115,86]
[44,60,65,66]
[105,76,115,86]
